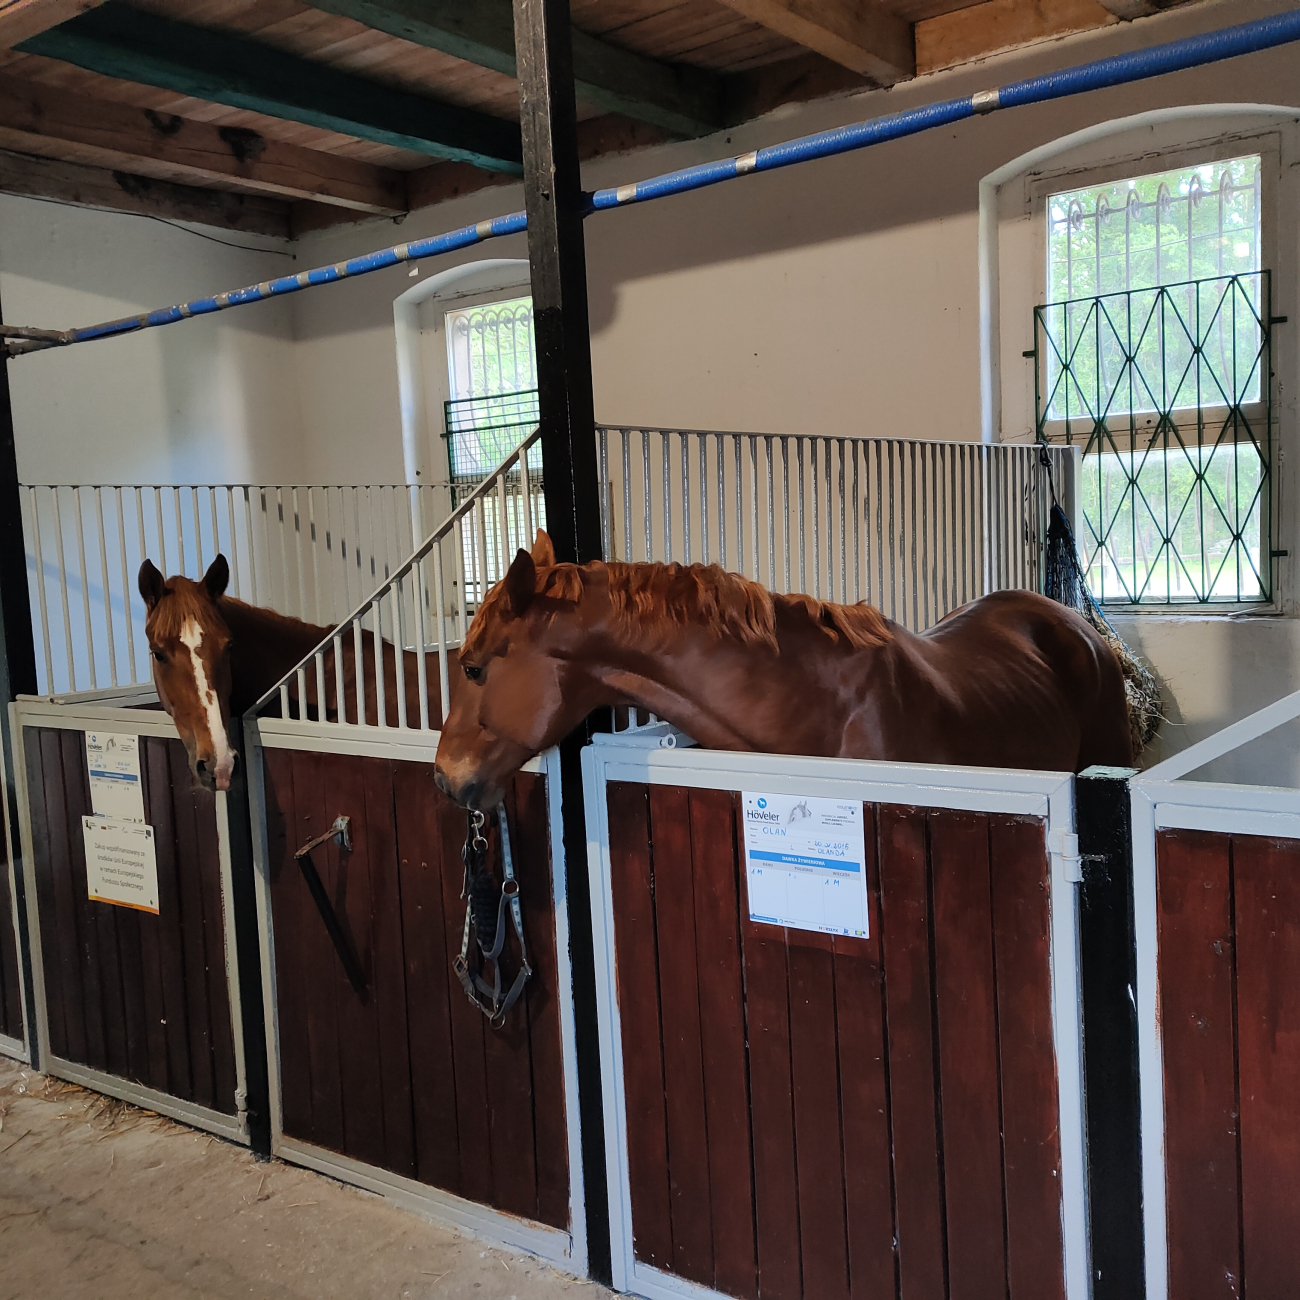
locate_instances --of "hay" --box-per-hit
[1043,494,1163,756]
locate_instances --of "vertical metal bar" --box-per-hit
[173,485,185,575]
[782,437,791,593]
[735,436,744,576]
[292,488,307,619]
[764,437,775,590]
[52,490,77,690]
[27,489,54,692]
[113,486,136,685]
[699,434,709,566]
[682,432,692,565]
[308,489,322,624]
[599,427,611,558]
[852,441,861,605]
[717,434,726,570]
[353,613,367,727]
[887,441,896,623]
[621,429,632,563]
[72,488,97,689]
[208,486,221,579]
[414,555,430,729]
[661,431,671,563]
[333,633,347,726]
[797,438,807,595]
[641,430,652,565]
[243,487,258,606]
[908,443,919,630]
[392,575,408,731]
[918,443,929,629]
[94,487,117,686]
[434,539,451,721]
[190,484,203,572]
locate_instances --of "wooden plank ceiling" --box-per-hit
[0,0,1200,238]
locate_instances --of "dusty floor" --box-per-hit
[0,1057,614,1300]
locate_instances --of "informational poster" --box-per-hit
[82,816,159,914]
[85,732,145,824]
[742,791,869,938]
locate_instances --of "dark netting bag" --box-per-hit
[1041,450,1163,756]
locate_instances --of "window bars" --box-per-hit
[443,387,542,499]
[1035,271,1274,605]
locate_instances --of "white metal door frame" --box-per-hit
[246,717,588,1275]
[582,730,1089,1300]
[9,691,251,1142]
[0,708,30,1062]
[1130,686,1300,1300]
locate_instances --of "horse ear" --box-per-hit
[204,553,230,600]
[531,529,556,567]
[138,560,166,611]
[503,548,536,617]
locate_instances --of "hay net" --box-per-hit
[1038,449,1163,756]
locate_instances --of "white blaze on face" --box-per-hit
[180,617,235,790]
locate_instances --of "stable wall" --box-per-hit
[0,195,302,485]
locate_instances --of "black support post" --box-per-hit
[510,0,609,1281]
[1077,766,1144,1300]
[0,295,40,1066]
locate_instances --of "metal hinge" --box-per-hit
[1048,829,1083,883]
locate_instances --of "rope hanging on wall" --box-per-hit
[1039,448,1163,756]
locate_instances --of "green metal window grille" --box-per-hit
[443,296,540,497]
[1035,155,1274,606]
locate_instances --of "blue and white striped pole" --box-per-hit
[6,7,1300,357]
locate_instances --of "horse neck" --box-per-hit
[220,599,333,714]
[573,583,798,750]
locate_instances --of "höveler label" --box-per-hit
[741,792,869,938]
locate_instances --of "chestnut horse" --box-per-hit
[433,530,1133,810]
[140,554,440,791]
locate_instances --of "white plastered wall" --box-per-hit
[0,195,303,485]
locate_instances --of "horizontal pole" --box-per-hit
[7,7,1300,359]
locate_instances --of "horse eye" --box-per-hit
[463,664,481,681]
[152,649,166,663]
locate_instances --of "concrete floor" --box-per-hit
[0,1057,614,1300]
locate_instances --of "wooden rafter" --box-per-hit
[0,0,104,48]
[18,1,523,172]
[916,0,1118,75]
[1095,0,1157,17]
[300,0,725,137]
[0,75,406,214]
[0,147,290,236]
[714,0,914,83]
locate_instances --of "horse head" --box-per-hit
[138,554,238,793]
[434,530,603,809]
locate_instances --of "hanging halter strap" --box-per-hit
[453,805,531,1027]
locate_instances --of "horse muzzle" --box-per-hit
[433,763,500,811]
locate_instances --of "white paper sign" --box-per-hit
[82,816,159,914]
[85,732,145,824]
[742,792,869,938]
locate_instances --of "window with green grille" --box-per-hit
[1035,154,1274,606]
[443,295,542,496]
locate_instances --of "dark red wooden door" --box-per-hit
[0,783,24,1047]
[24,726,237,1111]
[261,749,569,1230]
[607,782,1065,1300]
[1157,827,1300,1299]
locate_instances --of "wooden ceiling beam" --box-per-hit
[17,0,523,172]
[0,0,105,48]
[713,0,914,84]
[916,0,1117,75]
[1095,0,1157,17]
[300,0,726,137]
[0,147,290,236]
[0,75,407,214]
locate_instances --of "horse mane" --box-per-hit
[465,559,891,654]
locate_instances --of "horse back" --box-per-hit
[901,589,1132,772]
